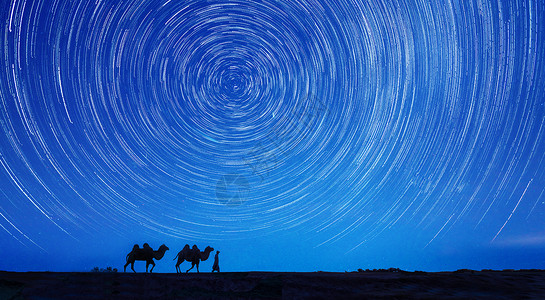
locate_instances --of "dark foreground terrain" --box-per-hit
[1,270,544,299]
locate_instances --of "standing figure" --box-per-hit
[212,250,220,272]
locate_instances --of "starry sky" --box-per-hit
[1,0,544,273]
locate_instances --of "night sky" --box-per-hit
[1,0,544,273]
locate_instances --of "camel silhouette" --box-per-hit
[124,244,169,273]
[174,244,214,273]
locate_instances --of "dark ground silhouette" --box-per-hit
[1,270,544,299]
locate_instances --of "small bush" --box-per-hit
[91,266,117,272]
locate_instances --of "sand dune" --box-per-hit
[1,270,544,299]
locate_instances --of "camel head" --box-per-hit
[196,246,215,261]
[159,244,169,252]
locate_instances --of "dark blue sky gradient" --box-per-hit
[1,0,544,272]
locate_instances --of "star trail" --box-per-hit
[1,0,544,272]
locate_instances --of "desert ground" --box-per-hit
[1,269,544,299]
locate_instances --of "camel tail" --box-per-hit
[173,252,179,261]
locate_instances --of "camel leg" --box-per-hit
[124,261,129,272]
[131,262,136,273]
[196,262,199,273]
[146,261,149,273]
[186,262,195,273]
[175,261,181,274]
[149,261,155,273]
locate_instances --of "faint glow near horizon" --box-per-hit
[0,0,544,272]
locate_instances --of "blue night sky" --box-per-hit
[1,0,544,273]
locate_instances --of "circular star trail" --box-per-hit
[1,0,544,254]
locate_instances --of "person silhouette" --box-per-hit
[212,250,220,272]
